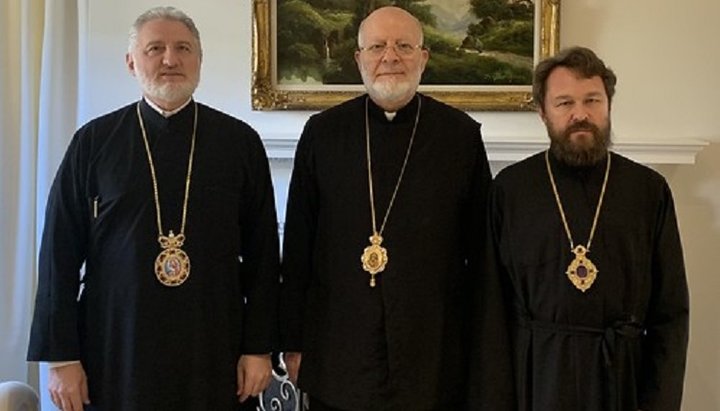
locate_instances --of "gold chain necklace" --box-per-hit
[360,95,421,287]
[136,101,198,287]
[545,149,610,292]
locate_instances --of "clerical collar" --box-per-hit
[367,93,420,123]
[143,97,193,118]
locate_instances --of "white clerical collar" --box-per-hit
[384,111,397,121]
[144,97,193,118]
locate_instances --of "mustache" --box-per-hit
[565,120,600,135]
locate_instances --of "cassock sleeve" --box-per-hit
[467,179,517,410]
[638,182,689,411]
[27,131,90,361]
[277,119,319,352]
[238,129,281,354]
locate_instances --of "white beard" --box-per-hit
[360,64,422,107]
[367,77,414,102]
[137,72,198,104]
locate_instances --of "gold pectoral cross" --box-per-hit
[566,245,598,292]
[361,233,388,287]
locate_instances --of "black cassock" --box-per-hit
[279,94,508,410]
[28,100,280,411]
[490,151,689,411]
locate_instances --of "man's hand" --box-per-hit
[236,354,272,402]
[283,352,302,385]
[48,363,90,411]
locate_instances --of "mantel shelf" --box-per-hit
[262,133,708,165]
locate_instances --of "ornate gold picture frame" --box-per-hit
[252,0,560,111]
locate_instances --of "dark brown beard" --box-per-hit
[548,119,612,167]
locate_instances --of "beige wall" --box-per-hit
[81,0,720,409]
[561,2,720,409]
[656,145,720,409]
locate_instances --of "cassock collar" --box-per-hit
[143,97,192,117]
[138,98,196,133]
[366,93,422,124]
[548,149,611,183]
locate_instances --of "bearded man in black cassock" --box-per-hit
[27,7,280,411]
[278,6,511,411]
[488,46,689,411]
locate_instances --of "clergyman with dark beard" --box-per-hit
[484,46,689,411]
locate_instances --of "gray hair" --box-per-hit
[128,6,202,57]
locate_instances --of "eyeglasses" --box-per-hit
[358,42,423,58]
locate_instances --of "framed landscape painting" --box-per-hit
[252,0,560,111]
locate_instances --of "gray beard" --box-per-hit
[138,74,198,107]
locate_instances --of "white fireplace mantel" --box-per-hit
[261,133,709,165]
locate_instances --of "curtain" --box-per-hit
[0,0,45,384]
[0,2,79,410]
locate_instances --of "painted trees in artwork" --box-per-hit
[276,0,534,85]
[464,0,534,55]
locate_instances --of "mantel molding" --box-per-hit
[262,133,709,165]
